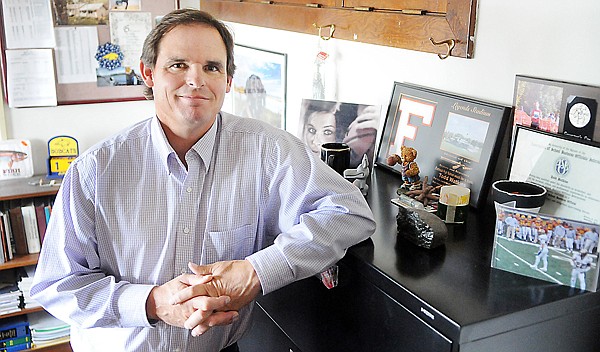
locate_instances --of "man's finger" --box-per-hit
[188,262,212,276]
[189,311,240,337]
[182,297,232,330]
[191,295,231,311]
[168,283,219,305]
[179,273,213,286]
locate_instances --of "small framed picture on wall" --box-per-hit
[222,44,287,130]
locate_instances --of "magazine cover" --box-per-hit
[0,139,34,180]
[491,203,599,292]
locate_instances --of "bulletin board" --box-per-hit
[0,0,179,106]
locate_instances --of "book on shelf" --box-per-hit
[0,308,31,351]
[28,311,70,348]
[0,213,14,262]
[0,216,6,264]
[0,200,54,262]
[34,205,47,245]
[44,204,52,223]
[0,335,31,348]
[0,340,32,352]
[0,316,29,341]
[0,284,23,315]
[19,205,40,254]
[17,267,40,310]
[6,209,27,256]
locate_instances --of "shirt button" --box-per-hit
[186,187,193,193]
[183,227,190,234]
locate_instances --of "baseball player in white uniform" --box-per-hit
[530,232,549,272]
[570,249,594,290]
[582,228,599,254]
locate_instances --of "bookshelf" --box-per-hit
[0,175,71,351]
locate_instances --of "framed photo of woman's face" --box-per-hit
[298,99,380,169]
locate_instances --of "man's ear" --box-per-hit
[140,60,154,87]
[226,76,232,93]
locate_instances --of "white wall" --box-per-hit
[4,0,600,175]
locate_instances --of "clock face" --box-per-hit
[569,102,592,128]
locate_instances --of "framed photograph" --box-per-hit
[508,126,600,225]
[0,139,34,180]
[53,0,110,25]
[110,0,142,11]
[297,99,380,169]
[511,76,600,154]
[222,44,287,129]
[375,82,511,208]
[491,203,600,292]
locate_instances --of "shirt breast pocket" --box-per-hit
[203,223,257,263]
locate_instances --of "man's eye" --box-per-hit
[169,63,186,69]
[323,129,333,136]
[308,127,316,134]
[206,65,220,72]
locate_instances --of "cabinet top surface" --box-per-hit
[0,175,59,201]
[354,167,599,329]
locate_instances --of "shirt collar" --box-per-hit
[151,115,219,174]
[190,115,219,171]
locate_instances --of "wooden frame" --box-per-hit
[0,1,179,106]
[375,82,511,208]
[200,0,477,59]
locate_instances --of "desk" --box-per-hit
[238,167,600,352]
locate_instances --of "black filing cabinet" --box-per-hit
[239,168,600,352]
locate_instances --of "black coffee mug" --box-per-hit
[320,143,350,175]
[492,180,547,212]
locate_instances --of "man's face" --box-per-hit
[141,24,231,137]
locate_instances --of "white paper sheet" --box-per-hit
[1,0,56,49]
[109,11,152,69]
[54,26,99,84]
[509,127,600,224]
[6,49,57,108]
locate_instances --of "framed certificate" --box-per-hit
[509,126,600,224]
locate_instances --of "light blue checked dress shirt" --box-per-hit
[31,113,375,351]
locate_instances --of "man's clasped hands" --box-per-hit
[146,260,262,337]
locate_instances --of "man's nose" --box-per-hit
[186,67,206,88]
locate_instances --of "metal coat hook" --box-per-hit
[429,37,455,60]
[313,23,336,40]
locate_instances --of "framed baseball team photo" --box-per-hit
[375,82,511,208]
[491,203,600,292]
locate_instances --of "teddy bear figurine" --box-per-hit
[387,145,421,191]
